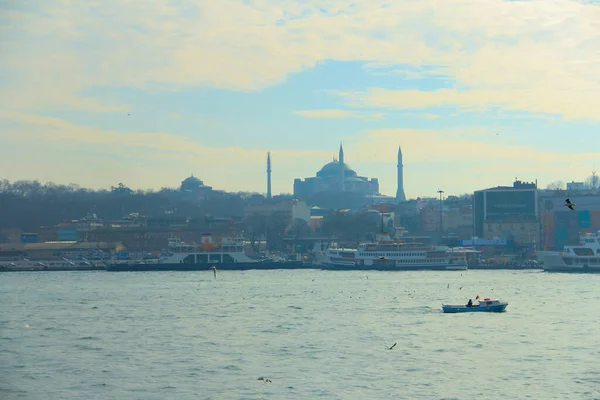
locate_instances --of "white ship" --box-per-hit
[106,235,311,271]
[316,234,467,271]
[537,231,600,273]
[108,235,260,268]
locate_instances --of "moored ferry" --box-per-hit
[537,231,600,273]
[317,234,467,271]
[106,235,315,271]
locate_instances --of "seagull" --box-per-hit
[257,377,272,383]
[388,343,397,350]
[565,198,576,211]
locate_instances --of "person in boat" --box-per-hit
[466,299,473,307]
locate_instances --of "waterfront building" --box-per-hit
[539,191,600,250]
[244,199,311,226]
[472,180,539,247]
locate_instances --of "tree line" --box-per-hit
[546,175,600,191]
[0,179,405,250]
[0,179,292,231]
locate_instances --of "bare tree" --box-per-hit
[546,181,565,190]
[584,174,599,190]
[0,179,247,231]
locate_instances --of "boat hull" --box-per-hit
[0,264,106,272]
[442,304,508,313]
[106,261,319,272]
[320,263,467,271]
[468,265,541,271]
[544,265,600,273]
[538,251,600,273]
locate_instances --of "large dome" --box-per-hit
[181,175,205,190]
[182,175,204,185]
[316,161,357,178]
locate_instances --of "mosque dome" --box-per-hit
[181,175,206,191]
[316,161,357,178]
[182,175,204,185]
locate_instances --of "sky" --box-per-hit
[1,0,599,199]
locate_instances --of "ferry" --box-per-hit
[316,234,467,271]
[537,231,600,273]
[106,235,315,272]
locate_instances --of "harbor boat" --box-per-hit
[442,298,508,313]
[106,235,316,272]
[317,234,468,271]
[0,259,106,272]
[536,231,600,273]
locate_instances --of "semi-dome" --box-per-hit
[316,161,357,178]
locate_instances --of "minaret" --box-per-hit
[339,143,345,192]
[266,152,272,200]
[396,145,406,202]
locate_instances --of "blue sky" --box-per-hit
[1,0,599,198]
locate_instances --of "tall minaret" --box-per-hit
[396,145,406,202]
[339,143,345,192]
[266,151,272,200]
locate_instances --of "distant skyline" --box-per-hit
[1,0,599,198]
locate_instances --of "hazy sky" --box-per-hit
[1,0,599,198]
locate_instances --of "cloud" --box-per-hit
[338,127,600,195]
[2,0,600,196]
[294,109,383,119]
[402,113,440,120]
[335,83,600,121]
[0,111,334,193]
[353,128,599,164]
[2,0,599,119]
[0,112,598,196]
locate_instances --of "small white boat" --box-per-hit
[442,298,508,313]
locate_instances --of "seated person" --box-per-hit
[466,299,473,307]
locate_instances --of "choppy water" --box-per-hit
[1,270,599,399]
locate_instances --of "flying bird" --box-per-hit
[565,198,576,211]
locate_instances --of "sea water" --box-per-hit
[1,270,599,399]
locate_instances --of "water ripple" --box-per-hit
[1,270,600,399]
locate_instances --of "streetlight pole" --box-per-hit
[437,189,444,235]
